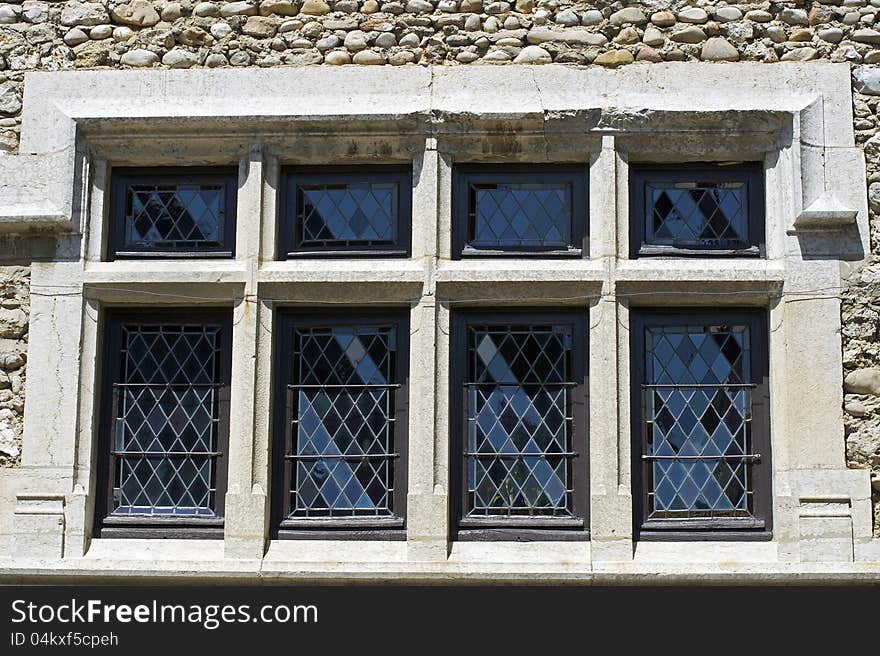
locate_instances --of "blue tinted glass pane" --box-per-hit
[113,324,221,517]
[471,183,571,249]
[644,323,752,516]
[125,183,225,249]
[466,324,574,516]
[291,325,396,516]
[646,181,748,249]
[298,182,396,247]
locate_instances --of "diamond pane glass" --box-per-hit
[125,183,225,250]
[645,181,748,249]
[644,323,755,518]
[113,324,222,516]
[470,183,571,249]
[289,325,397,517]
[466,324,575,516]
[298,182,397,247]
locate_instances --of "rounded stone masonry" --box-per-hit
[845,368,880,396]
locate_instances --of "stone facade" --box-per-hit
[0,1,879,578]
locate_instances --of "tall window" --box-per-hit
[273,311,409,539]
[279,167,412,258]
[108,168,238,259]
[452,165,588,258]
[629,164,764,257]
[95,309,232,537]
[451,310,589,540]
[631,310,772,539]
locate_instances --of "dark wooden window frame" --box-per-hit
[271,308,410,541]
[107,167,238,261]
[449,309,590,542]
[630,308,773,542]
[278,166,413,259]
[628,163,765,259]
[94,308,233,539]
[452,164,589,260]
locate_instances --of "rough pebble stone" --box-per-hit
[161,2,182,20]
[636,45,661,61]
[220,1,258,16]
[89,24,112,39]
[701,36,738,60]
[193,2,220,17]
[113,26,134,41]
[853,66,880,94]
[714,6,742,22]
[110,0,160,27]
[299,0,330,14]
[593,48,634,67]
[853,28,880,44]
[375,31,396,47]
[614,26,640,45]
[60,2,109,27]
[650,10,675,27]
[352,49,384,64]
[21,2,48,24]
[513,44,551,63]
[527,27,606,46]
[405,0,433,12]
[678,7,708,24]
[344,29,368,50]
[845,368,880,395]
[670,25,706,43]
[260,0,299,15]
[789,29,812,42]
[179,26,212,46]
[63,27,89,46]
[120,47,159,66]
[744,10,771,23]
[554,8,579,26]
[610,7,646,26]
[0,5,19,24]
[0,85,21,117]
[780,8,809,26]
[642,26,663,46]
[162,48,199,67]
[243,15,276,36]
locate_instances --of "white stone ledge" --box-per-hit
[435,259,605,284]
[83,261,250,285]
[257,259,428,285]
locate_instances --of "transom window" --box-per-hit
[273,311,409,538]
[452,165,588,257]
[280,167,412,257]
[629,164,764,257]
[108,168,237,260]
[95,309,232,538]
[631,310,771,539]
[451,310,589,540]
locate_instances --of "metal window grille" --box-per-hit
[646,181,748,250]
[642,323,759,519]
[287,325,399,517]
[465,324,577,517]
[469,182,572,250]
[297,182,397,248]
[111,323,224,517]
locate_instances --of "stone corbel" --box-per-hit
[794,190,858,230]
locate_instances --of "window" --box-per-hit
[279,167,412,258]
[108,167,238,260]
[95,309,232,538]
[272,310,409,539]
[450,310,589,540]
[629,163,764,257]
[452,165,588,258]
[630,310,772,539]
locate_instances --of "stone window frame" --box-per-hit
[270,308,411,541]
[278,165,413,259]
[106,166,239,261]
[94,307,233,539]
[6,66,876,574]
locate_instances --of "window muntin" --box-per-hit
[452,166,588,257]
[629,164,764,257]
[280,167,412,257]
[96,310,231,537]
[632,310,772,537]
[451,311,589,539]
[108,168,237,260]
[273,311,409,537]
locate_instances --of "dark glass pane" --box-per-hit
[125,183,225,250]
[113,324,221,516]
[289,325,397,517]
[470,182,571,249]
[466,324,574,516]
[646,181,748,249]
[644,323,753,518]
[298,182,396,247]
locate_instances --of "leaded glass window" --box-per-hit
[453,166,588,257]
[274,312,409,536]
[632,310,772,536]
[452,311,588,539]
[281,168,412,257]
[108,168,237,259]
[97,310,231,537]
[629,164,764,257]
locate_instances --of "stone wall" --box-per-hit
[0,266,28,468]
[0,0,879,529]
